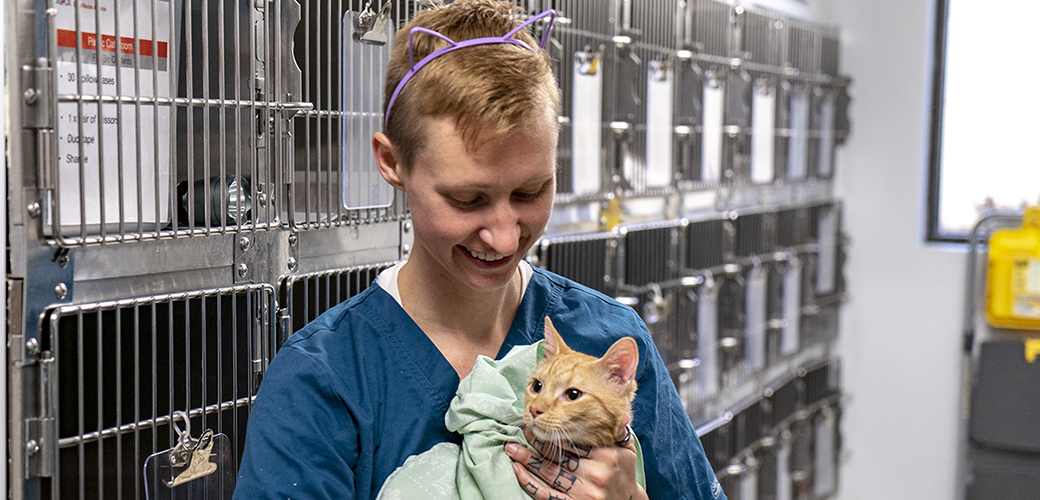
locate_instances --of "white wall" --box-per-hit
[810,1,965,499]
[747,2,967,497]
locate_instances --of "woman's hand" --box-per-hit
[504,423,648,500]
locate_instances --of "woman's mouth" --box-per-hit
[467,248,508,262]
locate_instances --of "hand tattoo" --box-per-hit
[552,468,577,493]
[532,436,550,454]
[560,450,581,472]
[524,482,540,495]
[528,455,545,472]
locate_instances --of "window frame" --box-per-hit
[926,0,955,243]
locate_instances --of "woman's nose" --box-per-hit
[478,203,521,254]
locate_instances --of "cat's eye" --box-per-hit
[565,388,583,401]
[531,379,542,393]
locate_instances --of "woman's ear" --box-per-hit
[373,132,406,191]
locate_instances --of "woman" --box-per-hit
[234,1,723,499]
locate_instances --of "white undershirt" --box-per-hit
[376,259,533,308]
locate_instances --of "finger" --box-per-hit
[616,436,639,454]
[511,462,575,500]
[613,424,640,455]
[507,441,583,494]
[529,440,585,473]
[614,419,630,443]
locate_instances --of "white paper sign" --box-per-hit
[51,0,172,233]
[572,52,603,194]
[751,81,776,184]
[701,77,724,183]
[645,62,674,188]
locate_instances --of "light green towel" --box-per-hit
[376,342,644,500]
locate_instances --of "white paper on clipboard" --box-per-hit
[645,61,673,188]
[700,77,724,183]
[786,85,810,180]
[572,51,603,194]
[51,0,172,233]
[341,10,395,210]
[750,80,776,184]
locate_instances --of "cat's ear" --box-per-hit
[542,316,571,359]
[597,337,639,392]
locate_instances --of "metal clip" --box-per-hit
[167,411,218,487]
[353,1,392,45]
[575,44,604,76]
[642,283,672,325]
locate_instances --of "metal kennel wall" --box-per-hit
[6,0,850,498]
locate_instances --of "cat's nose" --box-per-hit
[529,407,543,420]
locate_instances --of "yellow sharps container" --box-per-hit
[985,206,1040,330]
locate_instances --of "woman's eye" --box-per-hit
[565,388,582,401]
[531,380,542,393]
[513,182,550,202]
[447,195,481,208]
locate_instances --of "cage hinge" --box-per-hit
[23,416,56,479]
[24,349,56,480]
[22,61,55,130]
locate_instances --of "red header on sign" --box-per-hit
[56,29,167,58]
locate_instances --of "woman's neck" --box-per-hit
[396,253,521,375]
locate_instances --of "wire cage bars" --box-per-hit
[43,285,273,500]
[278,261,397,340]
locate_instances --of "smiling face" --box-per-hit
[376,113,557,294]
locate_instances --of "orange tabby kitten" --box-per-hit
[523,317,639,448]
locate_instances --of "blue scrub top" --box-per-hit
[234,267,724,500]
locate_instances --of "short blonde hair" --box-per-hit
[382,0,560,168]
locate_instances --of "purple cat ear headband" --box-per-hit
[383,9,556,129]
